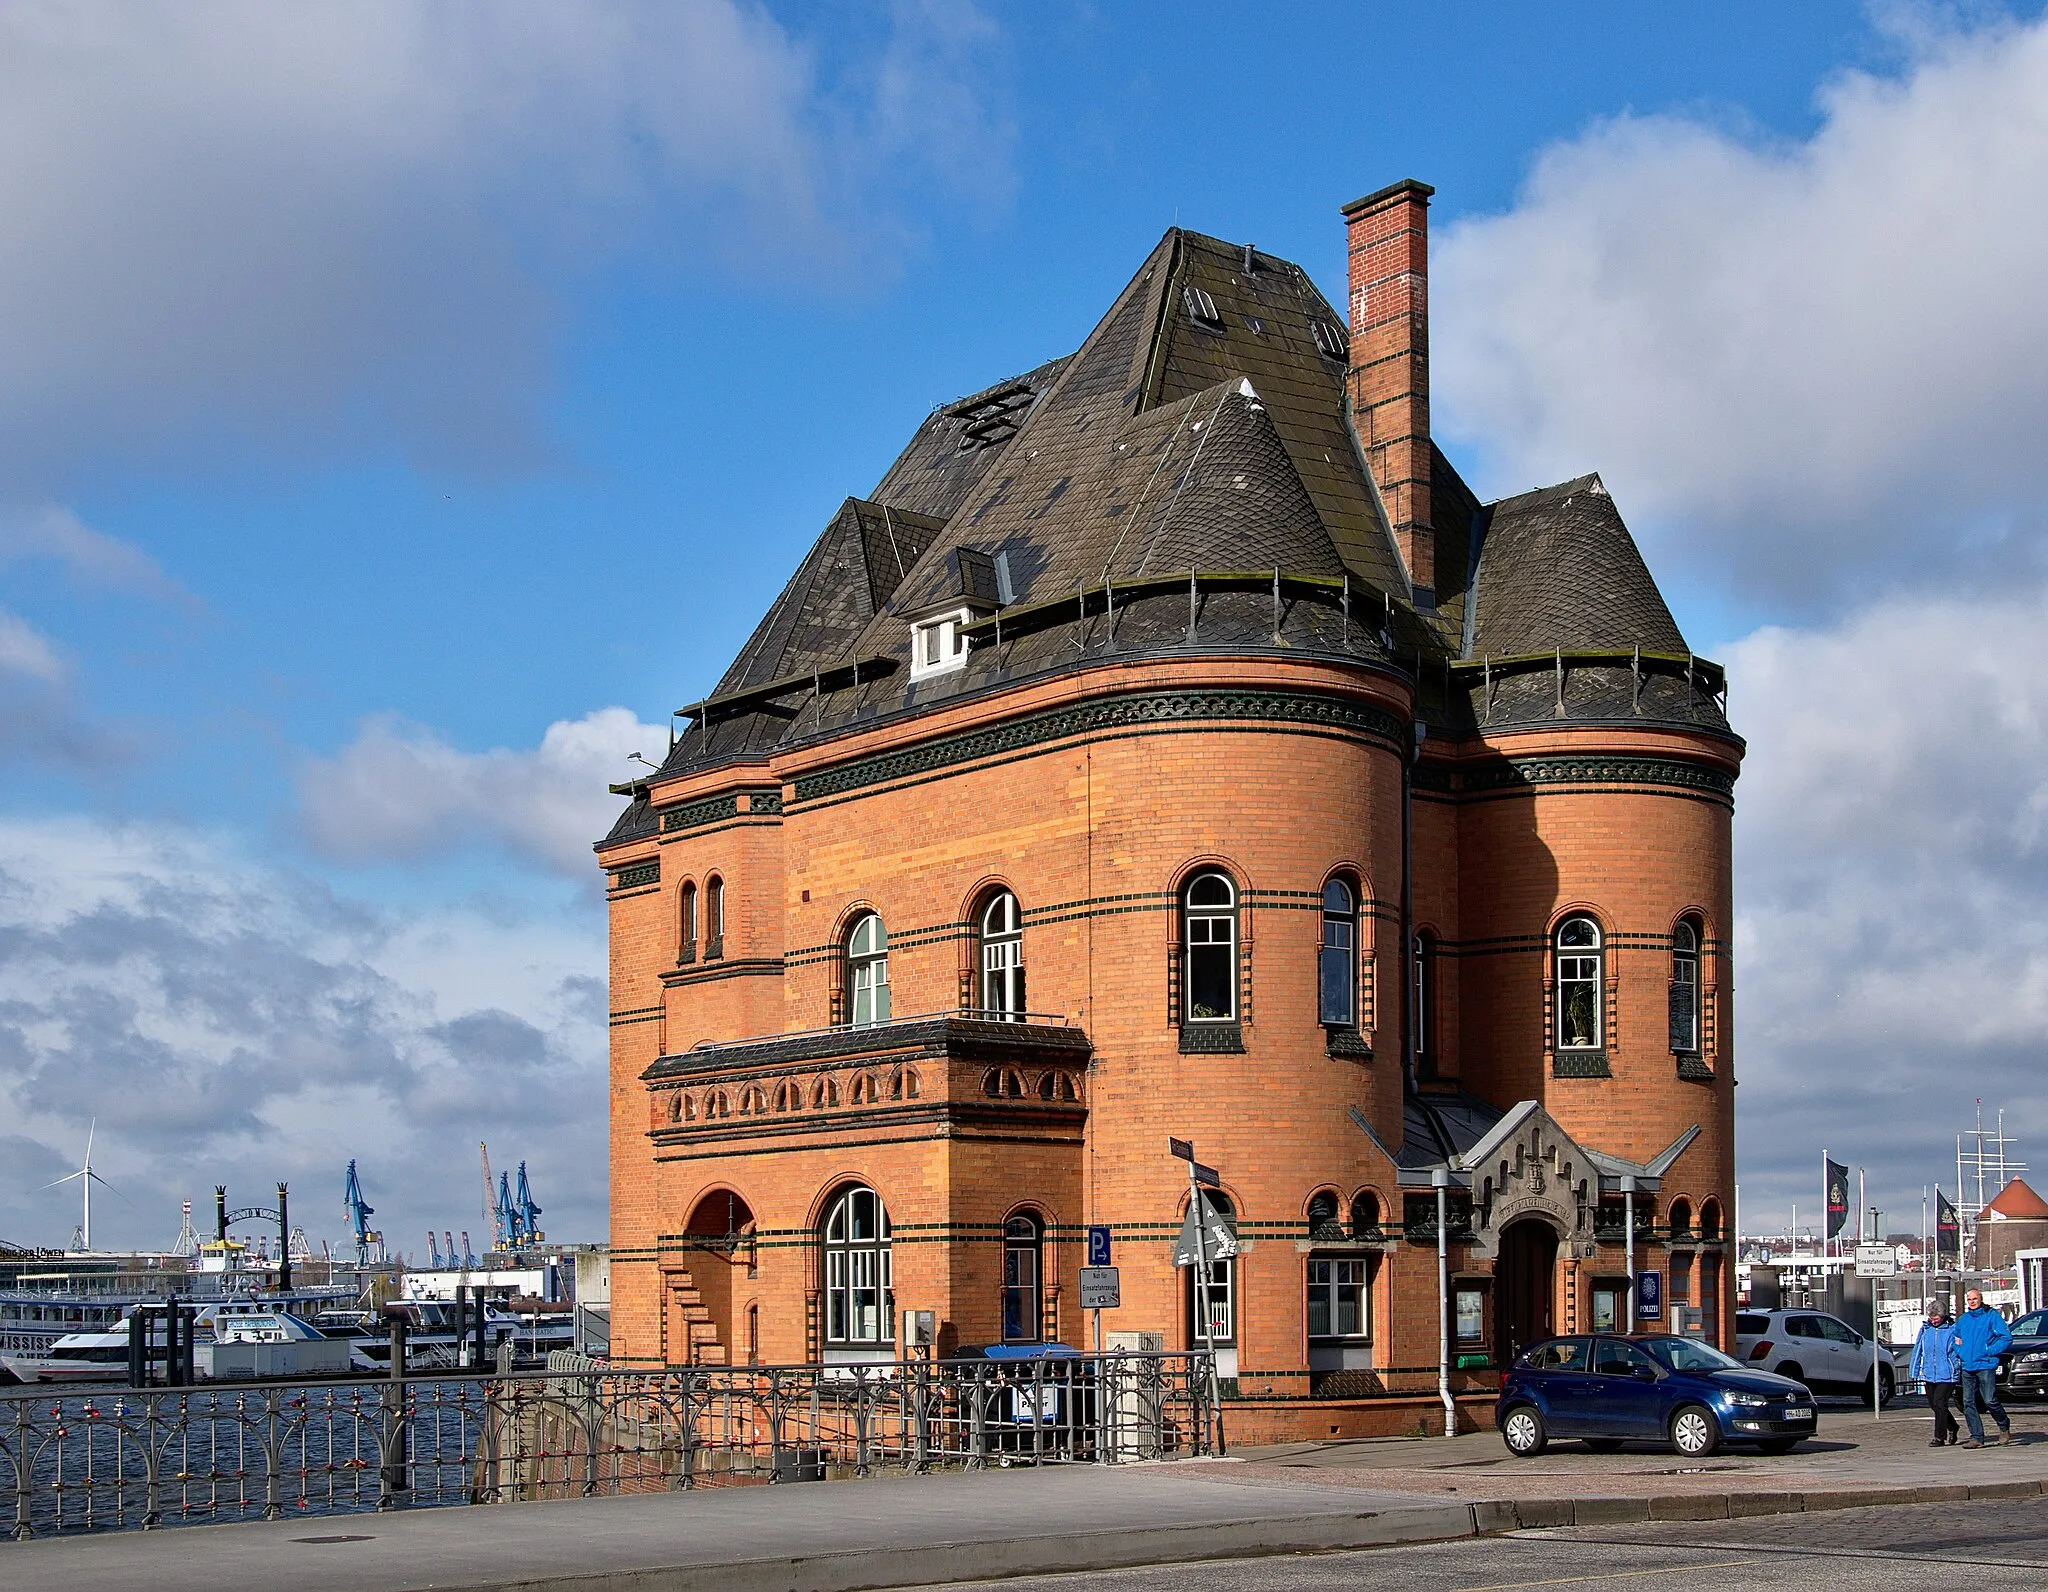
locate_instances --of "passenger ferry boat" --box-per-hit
[0,1298,352,1384]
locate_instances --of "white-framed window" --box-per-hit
[1307,1258,1370,1340]
[909,608,973,678]
[847,913,890,1028]
[1002,1212,1042,1342]
[1669,918,1700,1053]
[1183,872,1237,1023]
[980,890,1025,1017]
[706,875,725,957]
[1318,879,1356,1026]
[1554,916,1603,1050]
[821,1185,893,1345]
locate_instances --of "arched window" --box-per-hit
[1554,916,1603,1051]
[1697,1198,1724,1242]
[1002,1212,1043,1342]
[1413,931,1436,1075]
[1319,879,1356,1026]
[1183,872,1237,1023]
[1668,1197,1694,1243]
[1306,1190,1344,1240]
[1669,918,1701,1053]
[846,913,890,1028]
[980,891,1025,1018]
[705,876,726,958]
[1349,1190,1382,1240]
[821,1185,893,1345]
[678,881,698,964]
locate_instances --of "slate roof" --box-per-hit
[600,227,1726,848]
[1468,475,1686,657]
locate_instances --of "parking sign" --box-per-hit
[1087,1225,1111,1267]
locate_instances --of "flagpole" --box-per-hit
[1922,1186,1930,1314]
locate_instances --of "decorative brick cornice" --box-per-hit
[657,787,783,836]
[607,860,660,891]
[1416,755,1733,804]
[792,689,1405,805]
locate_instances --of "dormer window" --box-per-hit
[909,606,973,679]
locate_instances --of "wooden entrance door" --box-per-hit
[1495,1219,1559,1361]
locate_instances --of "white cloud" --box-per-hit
[0,1,1004,483]
[0,816,607,1253]
[0,610,62,682]
[1727,579,2048,1229]
[0,502,183,599]
[1434,12,2048,602]
[299,706,666,875]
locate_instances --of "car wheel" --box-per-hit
[1866,1366,1895,1406]
[1670,1403,1721,1458]
[1773,1361,1807,1389]
[1501,1404,1547,1457]
[1756,1438,1801,1454]
[1583,1438,1625,1452]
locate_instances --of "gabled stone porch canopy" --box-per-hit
[1356,1097,1700,1263]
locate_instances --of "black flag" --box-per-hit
[1825,1159,1851,1238]
[1937,1191,1961,1261]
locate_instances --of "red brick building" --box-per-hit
[598,180,1740,1439]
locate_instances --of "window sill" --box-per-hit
[1675,1054,1714,1081]
[677,944,697,966]
[1180,1022,1244,1054]
[1551,1049,1610,1078]
[1325,1026,1371,1059]
[704,938,724,961]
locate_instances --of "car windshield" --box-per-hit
[1643,1336,1744,1373]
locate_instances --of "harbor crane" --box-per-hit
[514,1162,544,1246]
[343,1160,383,1265]
[427,1231,442,1267]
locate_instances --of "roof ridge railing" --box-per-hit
[689,1008,1075,1052]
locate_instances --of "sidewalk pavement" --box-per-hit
[15,1399,2048,1592]
[4,1464,1474,1592]
[1219,1396,2048,1524]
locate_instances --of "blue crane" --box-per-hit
[514,1162,544,1247]
[427,1230,443,1267]
[343,1160,381,1265]
[494,1171,518,1251]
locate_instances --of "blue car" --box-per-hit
[1497,1333,1816,1458]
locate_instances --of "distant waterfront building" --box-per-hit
[598,179,1739,1440]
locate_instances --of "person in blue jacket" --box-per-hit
[1910,1304,1962,1446]
[1955,1288,2014,1446]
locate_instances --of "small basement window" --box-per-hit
[909,607,972,679]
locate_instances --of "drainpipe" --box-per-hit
[1403,723,1425,1091]
[1435,1167,1454,1436]
[1623,1176,1637,1336]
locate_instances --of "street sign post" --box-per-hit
[1854,1244,1897,1277]
[1079,1266,1120,1310]
[1086,1225,1111,1268]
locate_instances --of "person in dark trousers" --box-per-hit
[1955,1287,2014,1447]
[1911,1303,1962,1446]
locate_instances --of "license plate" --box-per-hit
[1785,1407,1814,1420]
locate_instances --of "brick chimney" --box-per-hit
[1343,179,1435,603]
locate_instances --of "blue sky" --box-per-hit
[6,1,2048,1253]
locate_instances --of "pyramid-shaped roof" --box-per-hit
[1984,1177,2048,1221]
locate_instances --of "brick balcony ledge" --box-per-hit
[642,1012,1091,1082]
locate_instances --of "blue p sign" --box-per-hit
[1087,1225,1111,1267]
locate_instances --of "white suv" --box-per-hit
[1735,1309,1904,1401]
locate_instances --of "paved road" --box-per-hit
[909,1495,2048,1591]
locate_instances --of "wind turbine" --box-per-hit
[41,1120,126,1252]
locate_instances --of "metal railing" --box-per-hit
[3,1350,1218,1541]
